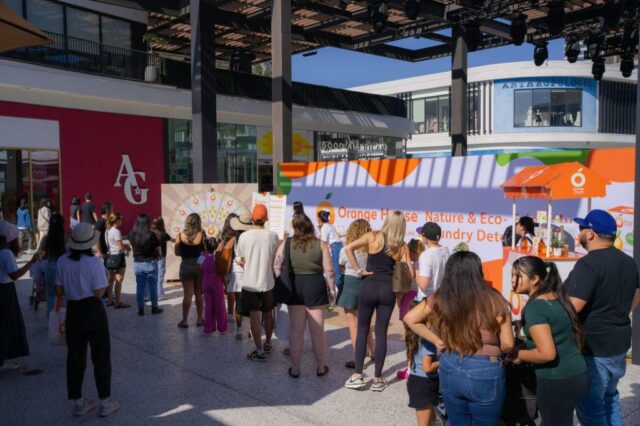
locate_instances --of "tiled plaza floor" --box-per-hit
[2,257,639,425]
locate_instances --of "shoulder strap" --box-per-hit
[285,237,293,274]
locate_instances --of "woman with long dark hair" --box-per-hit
[516,216,537,248]
[55,223,119,417]
[129,214,162,316]
[220,213,245,338]
[175,213,205,328]
[275,213,336,378]
[404,251,514,424]
[510,256,588,425]
[151,217,172,301]
[69,197,81,230]
[344,211,414,392]
[42,213,68,313]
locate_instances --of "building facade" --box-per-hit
[352,61,637,157]
[0,0,412,230]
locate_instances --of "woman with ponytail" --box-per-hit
[510,256,588,426]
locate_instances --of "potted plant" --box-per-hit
[551,237,564,257]
[142,33,169,82]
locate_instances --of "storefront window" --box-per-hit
[27,0,64,34]
[101,16,131,49]
[0,149,60,224]
[514,89,582,127]
[411,99,425,133]
[67,8,99,43]
[166,119,192,183]
[217,124,257,184]
[438,96,449,133]
[6,0,22,15]
[316,133,402,161]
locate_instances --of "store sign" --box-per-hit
[319,140,388,157]
[499,77,593,89]
[114,155,148,205]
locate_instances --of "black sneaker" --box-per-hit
[138,308,144,316]
[247,350,268,362]
[151,306,163,315]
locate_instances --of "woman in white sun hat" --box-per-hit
[0,220,39,370]
[55,223,119,418]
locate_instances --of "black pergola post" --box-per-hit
[190,0,218,183]
[451,25,468,157]
[633,17,640,367]
[271,0,293,192]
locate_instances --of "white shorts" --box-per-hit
[226,272,243,293]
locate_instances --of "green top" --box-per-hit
[290,239,323,275]
[524,298,587,380]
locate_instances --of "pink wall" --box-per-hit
[0,101,165,233]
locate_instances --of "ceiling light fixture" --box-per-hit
[534,42,548,66]
[547,1,565,36]
[510,13,527,46]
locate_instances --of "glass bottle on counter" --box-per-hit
[520,236,529,252]
[538,238,547,257]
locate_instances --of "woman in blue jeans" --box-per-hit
[405,251,514,426]
[128,214,163,317]
[40,213,67,313]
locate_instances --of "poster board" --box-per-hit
[252,192,288,240]
[161,183,258,281]
[279,148,635,315]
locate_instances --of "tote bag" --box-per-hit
[48,296,66,347]
[274,238,295,304]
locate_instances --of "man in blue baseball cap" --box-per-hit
[565,209,640,426]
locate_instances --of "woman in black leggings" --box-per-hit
[344,211,413,392]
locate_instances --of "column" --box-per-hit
[450,25,468,157]
[190,0,217,183]
[271,0,293,192]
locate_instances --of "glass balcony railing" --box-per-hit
[1,31,407,118]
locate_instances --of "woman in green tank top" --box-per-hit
[510,256,588,426]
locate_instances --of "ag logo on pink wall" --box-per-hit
[114,154,148,205]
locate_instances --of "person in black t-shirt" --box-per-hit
[129,213,163,317]
[565,209,640,426]
[80,192,97,225]
[94,202,113,259]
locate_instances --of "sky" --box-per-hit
[292,37,566,89]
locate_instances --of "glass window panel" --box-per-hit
[438,96,449,133]
[101,16,131,49]
[26,0,63,34]
[166,119,192,183]
[66,7,99,42]
[514,90,531,127]
[532,90,550,127]
[411,99,425,133]
[6,0,23,15]
[31,150,60,213]
[425,98,438,133]
[217,124,257,183]
[564,90,582,127]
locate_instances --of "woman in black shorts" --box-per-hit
[344,211,413,392]
[175,213,205,328]
[275,214,336,378]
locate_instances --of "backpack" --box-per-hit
[215,238,234,277]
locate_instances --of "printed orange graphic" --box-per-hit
[587,148,634,183]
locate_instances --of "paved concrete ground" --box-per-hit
[2,258,639,425]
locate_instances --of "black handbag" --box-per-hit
[274,238,296,304]
[105,253,124,270]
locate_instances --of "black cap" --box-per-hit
[418,222,441,241]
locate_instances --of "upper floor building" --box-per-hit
[352,61,637,156]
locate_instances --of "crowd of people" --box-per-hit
[0,192,639,425]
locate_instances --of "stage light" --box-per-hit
[620,56,634,78]
[510,14,527,46]
[369,1,388,34]
[592,57,605,81]
[534,43,548,66]
[603,0,623,29]
[547,1,565,36]
[463,20,482,52]
[622,25,638,54]
[565,39,581,63]
[587,31,602,60]
[404,0,420,20]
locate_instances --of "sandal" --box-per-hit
[288,367,300,378]
[114,303,131,309]
[317,365,329,377]
[177,322,188,329]
[263,343,273,354]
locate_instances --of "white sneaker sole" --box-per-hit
[344,382,365,390]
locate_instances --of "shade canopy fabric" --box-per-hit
[0,1,51,53]
[501,162,609,200]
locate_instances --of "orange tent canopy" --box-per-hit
[501,162,609,200]
[0,1,52,53]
